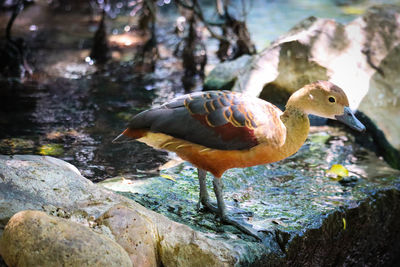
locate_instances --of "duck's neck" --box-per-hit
[279,106,310,159]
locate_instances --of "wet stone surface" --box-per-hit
[101,126,400,265]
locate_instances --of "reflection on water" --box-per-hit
[0,0,398,181]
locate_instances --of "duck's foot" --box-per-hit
[198,199,253,217]
[197,198,261,240]
[197,198,219,214]
[197,169,261,240]
[212,176,262,241]
[220,214,262,241]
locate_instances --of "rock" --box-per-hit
[0,155,240,266]
[97,204,159,267]
[155,215,238,267]
[284,189,400,266]
[102,126,400,266]
[0,155,119,224]
[204,5,400,168]
[204,55,253,91]
[0,210,131,267]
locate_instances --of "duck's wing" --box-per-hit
[126,91,286,150]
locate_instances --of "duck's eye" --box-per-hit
[328,96,336,103]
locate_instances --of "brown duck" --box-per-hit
[114,80,365,239]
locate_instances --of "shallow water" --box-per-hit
[0,0,398,181]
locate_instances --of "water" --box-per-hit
[0,0,398,181]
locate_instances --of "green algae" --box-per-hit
[38,144,64,156]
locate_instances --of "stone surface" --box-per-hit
[0,155,119,224]
[0,155,243,266]
[102,126,400,266]
[97,204,159,267]
[204,55,253,91]
[0,210,131,267]
[204,5,400,163]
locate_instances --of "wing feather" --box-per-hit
[126,91,285,150]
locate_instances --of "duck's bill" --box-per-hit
[335,107,366,132]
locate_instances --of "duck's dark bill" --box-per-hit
[335,107,366,132]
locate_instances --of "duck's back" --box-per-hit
[126,91,286,151]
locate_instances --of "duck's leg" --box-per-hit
[197,168,218,213]
[197,169,261,240]
[212,177,261,240]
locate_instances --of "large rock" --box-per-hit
[0,155,244,266]
[204,5,400,167]
[102,126,400,266]
[0,210,131,267]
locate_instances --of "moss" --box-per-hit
[38,144,64,156]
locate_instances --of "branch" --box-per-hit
[175,0,229,42]
[6,0,24,41]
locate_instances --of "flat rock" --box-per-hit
[0,210,131,267]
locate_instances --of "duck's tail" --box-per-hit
[112,128,147,143]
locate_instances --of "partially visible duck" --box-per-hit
[114,80,365,239]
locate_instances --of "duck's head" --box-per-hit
[287,81,366,132]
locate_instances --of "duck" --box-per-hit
[113,80,365,240]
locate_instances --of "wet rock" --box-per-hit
[0,210,131,267]
[102,126,400,266]
[204,5,400,168]
[204,55,252,91]
[97,204,159,267]
[284,189,400,266]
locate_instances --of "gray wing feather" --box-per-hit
[127,91,259,150]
